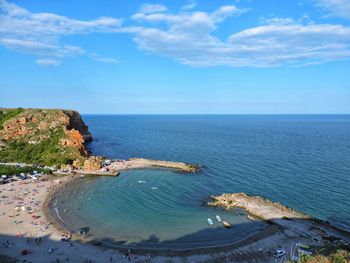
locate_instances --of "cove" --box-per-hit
[49,169,267,250]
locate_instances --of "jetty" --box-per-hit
[105,158,199,173]
[208,192,308,221]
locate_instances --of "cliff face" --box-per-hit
[0,108,92,166]
[64,110,92,142]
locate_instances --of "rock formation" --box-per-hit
[208,192,308,221]
[83,156,103,171]
[0,108,92,166]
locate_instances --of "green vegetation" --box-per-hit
[294,250,350,263]
[0,108,23,129]
[0,108,89,166]
[0,128,77,166]
[0,165,52,176]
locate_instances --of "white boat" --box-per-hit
[207,218,213,225]
[216,215,222,222]
[138,180,146,184]
[247,215,255,221]
[223,220,231,228]
[151,187,158,190]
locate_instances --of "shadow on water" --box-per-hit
[0,220,279,262]
[85,220,269,254]
[1,218,350,263]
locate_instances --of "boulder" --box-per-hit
[72,159,82,169]
[83,156,102,171]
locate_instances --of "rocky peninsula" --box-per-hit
[208,192,350,261]
[0,108,198,174]
[209,192,309,221]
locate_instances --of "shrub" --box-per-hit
[0,108,23,129]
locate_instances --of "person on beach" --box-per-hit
[128,249,131,261]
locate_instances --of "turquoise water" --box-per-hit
[51,115,350,249]
[52,170,266,249]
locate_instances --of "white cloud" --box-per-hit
[0,0,121,64]
[36,58,61,66]
[130,5,350,67]
[0,38,84,57]
[1,0,350,68]
[260,17,297,26]
[89,53,119,64]
[317,0,350,19]
[140,4,167,14]
[182,1,197,11]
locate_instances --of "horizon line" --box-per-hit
[81,113,350,115]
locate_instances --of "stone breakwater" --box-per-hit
[208,192,309,221]
[57,157,199,176]
[208,193,350,251]
[106,158,199,173]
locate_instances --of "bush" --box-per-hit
[297,250,349,263]
[0,128,78,166]
[0,108,23,129]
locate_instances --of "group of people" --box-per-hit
[2,239,14,248]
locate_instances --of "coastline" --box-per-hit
[2,174,350,262]
[0,175,274,262]
[1,157,199,177]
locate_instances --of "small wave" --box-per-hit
[54,207,66,224]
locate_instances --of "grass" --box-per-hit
[290,250,350,263]
[0,108,23,130]
[0,128,77,166]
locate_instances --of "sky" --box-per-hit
[0,0,349,114]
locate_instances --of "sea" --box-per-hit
[50,115,350,250]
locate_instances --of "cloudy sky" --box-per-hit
[0,0,349,113]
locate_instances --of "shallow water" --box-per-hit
[52,170,266,249]
[51,115,350,248]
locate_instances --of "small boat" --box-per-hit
[216,215,222,222]
[247,215,255,221]
[207,218,214,225]
[151,187,158,190]
[138,180,146,184]
[223,220,231,228]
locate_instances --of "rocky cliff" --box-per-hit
[0,108,92,166]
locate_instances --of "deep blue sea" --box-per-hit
[51,115,350,249]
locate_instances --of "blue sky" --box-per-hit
[0,0,349,114]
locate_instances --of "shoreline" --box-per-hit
[1,174,350,262]
[1,157,199,177]
[45,174,270,254]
